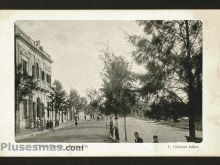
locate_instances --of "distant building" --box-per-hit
[15,24,53,130]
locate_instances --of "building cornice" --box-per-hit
[15,25,53,64]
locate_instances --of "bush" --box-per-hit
[144,99,187,122]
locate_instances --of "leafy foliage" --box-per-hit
[144,99,186,122]
[48,80,67,115]
[129,20,202,111]
[15,64,38,103]
[129,20,202,138]
[67,89,88,114]
[100,49,136,115]
[87,89,103,114]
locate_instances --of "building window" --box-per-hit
[46,74,51,84]
[41,71,45,81]
[23,99,28,119]
[22,60,27,76]
[32,65,35,77]
[36,63,39,79]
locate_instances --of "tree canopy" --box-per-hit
[67,89,88,114]
[129,20,202,139]
[48,80,67,116]
[15,64,38,103]
[87,89,103,114]
[100,49,136,116]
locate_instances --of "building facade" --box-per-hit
[15,24,53,130]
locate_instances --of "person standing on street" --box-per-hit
[109,116,114,139]
[114,117,120,142]
[52,120,55,132]
[74,116,78,127]
[40,118,44,132]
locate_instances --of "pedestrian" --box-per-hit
[40,118,44,132]
[37,118,41,130]
[114,117,120,142]
[46,120,49,129]
[153,135,159,143]
[134,132,143,143]
[84,115,86,120]
[41,118,46,132]
[49,120,53,129]
[49,120,54,132]
[109,116,114,139]
[75,116,78,127]
[55,119,59,127]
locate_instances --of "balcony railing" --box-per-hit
[36,79,51,92]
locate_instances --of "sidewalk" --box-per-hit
[17,119,108,143]
[15,121,74,141]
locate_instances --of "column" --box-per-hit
[29,98,34,128]
[33,102,37,128]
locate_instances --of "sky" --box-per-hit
[16,21,145,97]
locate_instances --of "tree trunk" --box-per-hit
[52,109,53,121]
[124,114,127,141]
[61,111,64,123]
[67,111,69,121]
[185,20,196,139]
[51,102,54,121]
[55,110,57,120]
[189,108,196,138]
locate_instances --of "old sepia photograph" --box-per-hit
[14,20,202,143]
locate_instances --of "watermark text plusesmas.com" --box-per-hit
[0,143,88,152]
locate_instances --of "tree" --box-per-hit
[61,100,69,122]
[78,96,88,113]
[15,64,38,132]
[67,89,88,120]
[87,89,103,114]
[144,98,186,121]
[129,20,202,140]
[47,90,55,121]
[100,49,136,141]
[49,80,66,121]
[67,89,80,116]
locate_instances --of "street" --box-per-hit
[17,117,202,143]
[118,117,202,143]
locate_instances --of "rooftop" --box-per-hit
[15,24,52,62]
